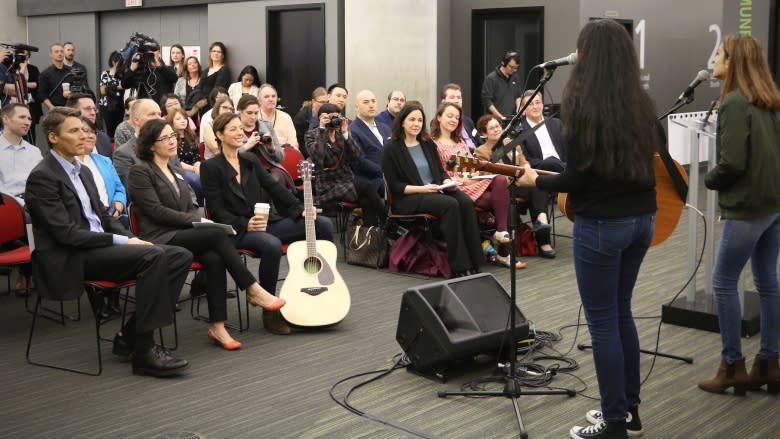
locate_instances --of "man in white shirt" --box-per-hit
[519,91,566,172]
[0,103,42,205]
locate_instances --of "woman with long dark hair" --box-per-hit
[228,65,261,107]
[519,19,658,438]
[382,103,483,277]
[697,35,780,396]
[128,119,285,349]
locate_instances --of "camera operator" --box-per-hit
[0,48,12,110]
[38,43,76,109]
[121,49,177,102]
[305,103,386,226]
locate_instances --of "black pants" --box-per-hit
[353,180,386,227]
[168,228,256,322]
[83,244,192,334]
[394,191,483,274]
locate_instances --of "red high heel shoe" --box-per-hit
[207,329,242,350]
[247,294,286,312]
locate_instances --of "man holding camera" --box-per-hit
[121,50,177,102]
[305,103,386,227]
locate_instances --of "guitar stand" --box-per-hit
[576,343,693,364]
[437,70,575,439]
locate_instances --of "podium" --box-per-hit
[661,113,761,337]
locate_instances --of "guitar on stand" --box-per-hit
[448,153,687,247]
[279,161,350,327]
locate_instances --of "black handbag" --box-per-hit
[345,225,388,268]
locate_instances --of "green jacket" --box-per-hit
[704,90,780,220]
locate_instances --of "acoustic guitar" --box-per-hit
[448,154,688,246]
[279,161,350,327]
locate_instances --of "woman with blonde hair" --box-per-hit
[697,34,780,397]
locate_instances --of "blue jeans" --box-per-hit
[183,170,204,207]
[573,213,654,422]
[713,213,780,363]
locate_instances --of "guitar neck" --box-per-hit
[302,175,316,258]
[449,154,557,178]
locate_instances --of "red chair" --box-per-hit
[280,145,304,182]
[0,193,32,294]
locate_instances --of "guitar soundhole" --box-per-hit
[304,256,321,274]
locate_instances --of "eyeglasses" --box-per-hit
[156,133,178,143]
[390,97,406,102]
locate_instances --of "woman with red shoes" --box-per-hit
[127,119,285,350]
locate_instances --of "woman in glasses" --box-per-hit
[127,119,286,350]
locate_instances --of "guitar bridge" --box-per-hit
[300,287,328,296]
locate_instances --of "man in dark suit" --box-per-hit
[24,107,193,378]
[349,89,390,195]
[519,91,566,173]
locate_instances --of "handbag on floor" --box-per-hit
[346,225,388,268]
[515,223,538,257]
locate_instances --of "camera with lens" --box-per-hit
[261,134,273,145]
[68,68,88,93]
[1,42,37,71]
[327,114,343,129]
[120,32,160,71]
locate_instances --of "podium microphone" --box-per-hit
[677,70,710,102]
[535,53,577,70]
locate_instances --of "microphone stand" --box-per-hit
[438,68,574,439]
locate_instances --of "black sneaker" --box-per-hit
[586,408,642,436]
[570,420,628,439]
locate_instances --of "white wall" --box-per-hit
[344,0,440,119]
[0,0,27,44]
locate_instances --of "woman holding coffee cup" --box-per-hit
[201,112,334,334]
[127,119,285,349]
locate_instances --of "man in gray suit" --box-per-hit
[25,107,193,377]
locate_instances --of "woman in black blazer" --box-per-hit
[127,119,285,349]
[382,103,483,277]
[200,112,334,334]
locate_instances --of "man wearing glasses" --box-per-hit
[66,93,113,158]
[375,89,405,127]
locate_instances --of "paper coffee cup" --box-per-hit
[254,202,270,219]
[62,83,70,93]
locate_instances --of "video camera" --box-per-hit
[119,33,160,71]
[68,68,88,93]
[0,43,38,71]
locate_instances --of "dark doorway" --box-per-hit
[471,7,544,119]
[267,5,325,114]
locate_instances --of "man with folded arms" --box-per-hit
[25,107,193,377]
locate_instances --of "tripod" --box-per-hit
[437,69,575,439]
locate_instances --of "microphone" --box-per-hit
[677,70,710,101]
[535,53,577,70]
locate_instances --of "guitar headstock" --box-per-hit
[449,154,480,175]
[298,160,314,182]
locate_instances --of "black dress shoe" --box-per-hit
[132,345,189,377]
[112,333,133,361]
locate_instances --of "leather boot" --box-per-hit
[747,354,780,394]
[698,357,749,395]
[263,311,291,335]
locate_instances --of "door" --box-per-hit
[267,6,326,115]
[471,7,544,119]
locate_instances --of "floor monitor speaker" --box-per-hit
[396,273,529,381]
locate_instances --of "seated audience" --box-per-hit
[293,86,327,155]
[201,95,234,159]
[201,112,334,334]
[431,102,526,269]
[348,89,389,195]
[375,90,406,127]
[519,90,566,172]
[257,83,298,149]
[440,83,482,150]
[127,119,286,347]
[228,65,261,107]
[66,92,113,158]
[113,96,137,146]
[160,93,197,131]
[0,104,42,205]
[382,103,483,277]
[25,107,193,377]
[306,103,386,226]
[476,114,556,259]
[168,108,203,206]
[113,98,167,184]
[76,117,128,224]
